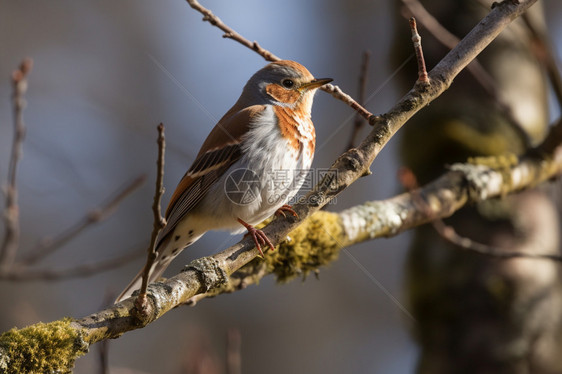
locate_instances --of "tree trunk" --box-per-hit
[395,1,562,373]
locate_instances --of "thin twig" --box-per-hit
[409,18,429,84]
[401,0,532,148]
[433,219,562,261]
[136,123,167,309]
[0,58,33,271]
[347,51,371,149]
[20,175,146,265]
[186,0,280,62]
[321,83,380,125]
[0,245,144,281]
[185,0,378,125]
[401,0,462,53]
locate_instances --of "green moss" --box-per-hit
[0,318,88,374]
[467,153,518,169]
[199,211,345,299]
[265,211,344,283]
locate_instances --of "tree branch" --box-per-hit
[192,136,562,304]
[0,61,147,281]
[186,0,280,61]
[136,123,167,308]
[0,246,144,281]
[0,59,32,271]
[19,175,146,266]
[409,17,429,84]
[185,0,377,124]
[401,0,533,148]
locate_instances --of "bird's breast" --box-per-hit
[241,105,313,170]
[272,105,316,162]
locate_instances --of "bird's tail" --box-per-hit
[115,220,206,303]
[114,256,173,303]
[114,232,177,303]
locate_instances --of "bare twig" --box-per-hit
[401,0,463,52]
[20,175,146,265]
[409,18,429,84]
[0,62,149,282]
[401,0,496,88]
[0,245,144,281]
[434,219,562,261]
[186,0,280,62]
[136,123,167,309]
[347,51,371,149]
[185,0,378,125]
[401,0,533,148]
[321,83,379,124]
[0,58,33,271]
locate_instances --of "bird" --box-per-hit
[116,60,332,302]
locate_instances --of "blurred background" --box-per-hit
[0,1,561,373]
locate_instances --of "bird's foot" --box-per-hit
[237,218,275,257]
[275,204,298,219]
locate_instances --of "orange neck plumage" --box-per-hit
[273,105,315,158]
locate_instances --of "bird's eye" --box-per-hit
[281,79,294,89]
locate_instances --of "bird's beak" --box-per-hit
[300,78,333,91]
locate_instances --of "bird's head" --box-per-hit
[241,60,332,112]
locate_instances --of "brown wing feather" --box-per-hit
[157,105,267,248]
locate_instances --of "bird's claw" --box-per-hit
[238,218,275,257]
[275,204,298,219]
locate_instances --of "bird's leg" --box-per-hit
[237,218,275,257]
[275,204,299,219]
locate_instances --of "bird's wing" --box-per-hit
[156,105,268,247]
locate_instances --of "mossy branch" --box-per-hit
[189,142,562,303]
[3,138,560,372]
[0,319,87,374]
